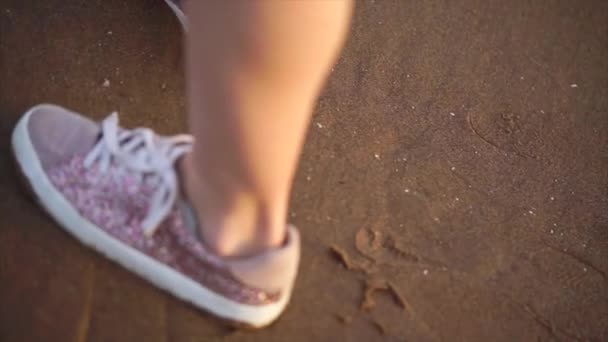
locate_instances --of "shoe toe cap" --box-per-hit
[23,104,100,169]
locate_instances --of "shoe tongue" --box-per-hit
[177,199,202,240]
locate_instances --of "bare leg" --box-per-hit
[182,1,352,257]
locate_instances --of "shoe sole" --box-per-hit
[164,0,187,30]
[11,106,289,328]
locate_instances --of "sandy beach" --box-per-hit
[1,0,607,340]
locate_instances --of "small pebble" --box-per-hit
[316,122,324,128]
[550,196,555,201]
[107,30,112,35]
[423,269,429,275]
[102,79,110,87]
[404,188,410,193]
[570,83,578,88]
[374,153,380,160]
[306,175,311,181]
[583,267,587,272]
[550,229,554,234]
[450,112,456,117]
[451,166,456,171]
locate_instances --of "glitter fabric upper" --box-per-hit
[47,155,278,305]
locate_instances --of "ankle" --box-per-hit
[179,154,287,257]
[201,193,287,257]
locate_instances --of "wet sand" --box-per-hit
[1,0,607,341]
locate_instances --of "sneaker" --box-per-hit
[164,0,187,29]
[11,104,300,327]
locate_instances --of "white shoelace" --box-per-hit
[83,113,194,236]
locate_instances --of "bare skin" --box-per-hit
[181,1,352,257]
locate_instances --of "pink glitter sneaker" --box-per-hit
[11,104,300,327]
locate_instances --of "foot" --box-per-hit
[164,0,187,29]
[11,104,300,327]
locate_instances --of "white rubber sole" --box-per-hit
[11,105,289,328]
[164,0,187,30]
